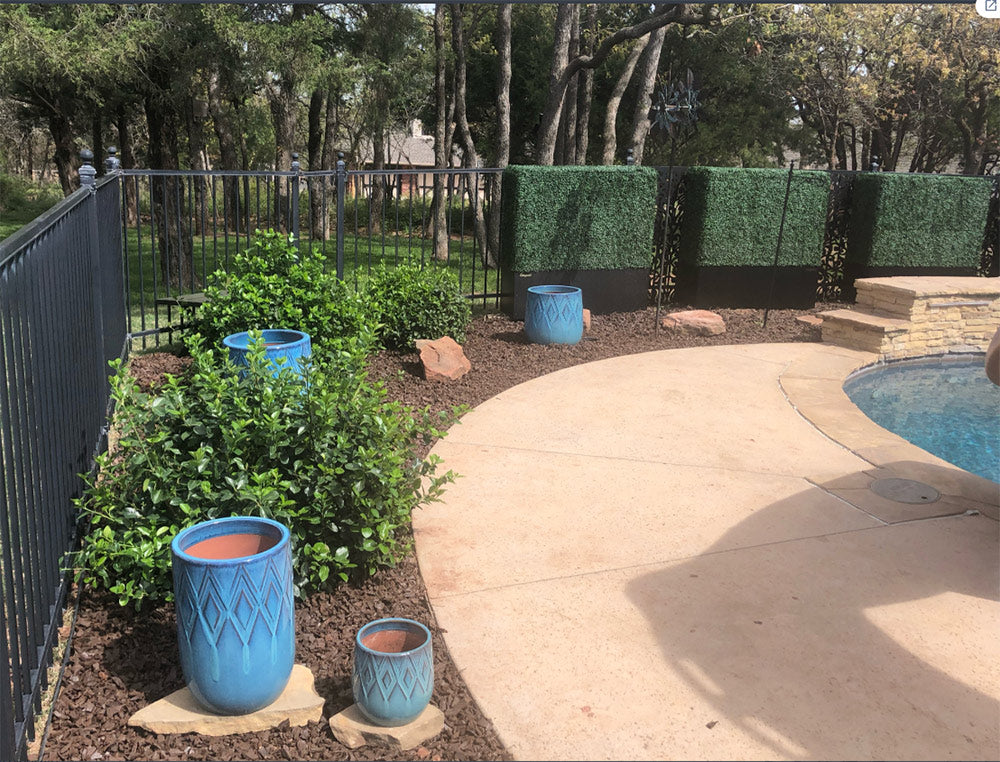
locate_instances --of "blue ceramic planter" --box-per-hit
[171,516,295,715]
[524,285,584,345]
[352,618,433,727]
[223,329,311,379]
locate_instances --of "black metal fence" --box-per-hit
[0,161,126,760]
[117,158,505,349]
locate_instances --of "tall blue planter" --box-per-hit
[223,329,311,379]
[524,285,584,345]
[171,516,295,715]
[352,618,434,726]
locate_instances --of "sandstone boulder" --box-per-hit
[659,309,726,336]
[417,337,471,382]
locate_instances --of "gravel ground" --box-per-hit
[44,304,829,762]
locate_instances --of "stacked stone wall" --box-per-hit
[821,277,1000,360]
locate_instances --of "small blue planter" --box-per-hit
[171,516,295,715]
[223,329,311,379]
[524,285,584,345]
[352,618,433,727]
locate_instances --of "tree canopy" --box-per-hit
[1,2,996,191]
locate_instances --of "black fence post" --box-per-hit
[0,598,12,761]
[336,153,346,281]
[290,152,300,250]
[104,146,121,174]
[80,149,108,413]
[763,160,795,329]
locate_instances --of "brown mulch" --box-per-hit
[42,304,832,762]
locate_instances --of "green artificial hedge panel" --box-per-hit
[678,167,830,267]
[847,173,992,268]
[500,165,657,271]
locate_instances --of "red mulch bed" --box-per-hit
[42,304,829,762]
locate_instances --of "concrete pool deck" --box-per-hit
[412,342,1000,761]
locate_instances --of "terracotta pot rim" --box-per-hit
[171,515,290,566]
[355,617,431,656]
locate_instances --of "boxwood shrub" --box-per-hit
[678,167,830,267]
[75,337,460,608]
[500,165,657,272]
[846,173,992,269]
[362,265,472,349]
[195,230,376,355]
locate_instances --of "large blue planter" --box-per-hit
[524,285,584,345]
[171,516,295,715]
[352,618,434,727]
[223,329,311,379]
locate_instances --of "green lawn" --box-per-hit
[0,192,63,243]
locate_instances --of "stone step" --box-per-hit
[818,307,910,354]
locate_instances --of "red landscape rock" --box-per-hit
[582,308,592,333]
[418,336,472,382]
[660,309,726,336]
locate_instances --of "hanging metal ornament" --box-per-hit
[652,68,701,140]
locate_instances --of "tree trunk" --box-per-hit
[431,4,450,261]
[559,5,581,165]
[49,110,76,195]
[116,107,138,225]
[187,95,209,235]
[488,2,512,266]
[575,4,597,164]
[92,113,103,177]
[957,86,989,175]
[307,88,325,238]
[319,86,339,241]
[206,68,241,229]
[602,37,646,165]
[536,4,575,165]
[269,77,297,233]
[369,127,386,234]
[626,22,667,164]
[450,4,490,267]
[145,95,195,293]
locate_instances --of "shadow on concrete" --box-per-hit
[625,469,998,760]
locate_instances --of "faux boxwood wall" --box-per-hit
[500,165,657,271]
[847,173,992,269]
[678,167,830,267]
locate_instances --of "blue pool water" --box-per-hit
[844,356,1000,484]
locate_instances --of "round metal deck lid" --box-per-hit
[869,477,940,504]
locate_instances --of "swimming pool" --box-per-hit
[844,355,1000,484]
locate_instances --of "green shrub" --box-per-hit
[76,336,460,608]
[363,265,472,350]
[678,167,830,267]
[194,229,375,354]
[0,172,28,214]
[500,165,657,271]
[847,173,992,269]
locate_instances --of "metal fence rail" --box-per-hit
[0,163,126,760]
[119,161,506,349]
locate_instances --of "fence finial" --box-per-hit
[105,146,121,173]
[291,152,300,172]
[79,148,97,189]
[626,148,635,166]
[870,154,880,172]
